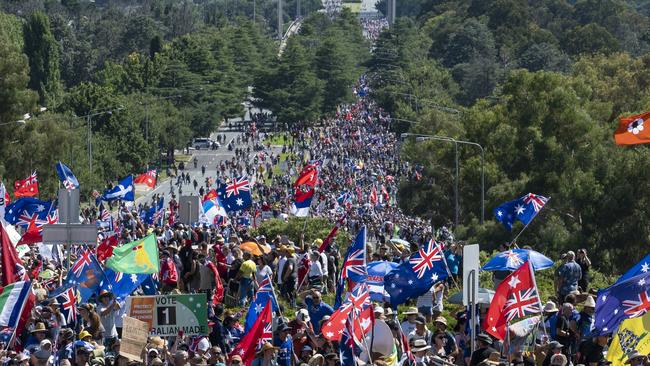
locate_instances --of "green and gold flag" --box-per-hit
[106,234,159,274]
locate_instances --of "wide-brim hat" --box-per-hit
[257,342,278,354]
[150,336,165,348]
[412,344,431,352]
[543,301,559,313]
[584,295,596,308]
[403,307,418,315]
[548,341,563,349]
[31,322,48,333]
[477,333,493,345]
[434,316,448,326]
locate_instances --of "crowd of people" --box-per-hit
[0,16,628,366]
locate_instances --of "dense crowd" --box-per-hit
[0,18,628,366]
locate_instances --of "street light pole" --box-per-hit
[399,128,486,225]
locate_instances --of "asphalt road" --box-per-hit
[135,130,241,207]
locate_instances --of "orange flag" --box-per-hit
[614,111,650,145]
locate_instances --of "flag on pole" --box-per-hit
[322,283,373,341]
[606,310,650,365]
[13,172,38,198]
[217,176,253,212]
[106,234,160,274]
[384,239,448,306]
[493,193,549,231]
[594,272,650,335]
[0,182,10,222]
[244,275,279,331]
[96,176,134,203]
[484,261,541,340]
[134,170,157,190]
[318,214,347,253]
[335,226,367,307]
[0,281,35,345]
[1,223,28,286]
[54,250,107,302]
[291,187,314,217]
[614,110,650,145]
[52,286,77,327]
[229,299,273,366]
[55,162,79,191]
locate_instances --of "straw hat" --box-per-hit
[31,322,48,334]
[149,336,165,348]
[403,307,418,315]
[257,342,278,355]
[411,339,430,352]
[583,296,596,308]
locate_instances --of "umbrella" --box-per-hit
[448,288,495,305]
[240,241,270,256]
[367,261,400,302]
[482,248,555,271]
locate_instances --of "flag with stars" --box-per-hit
[384,239,448,306]
[484,261,541,340]
[334,226,368,307]
[244,275,279,332]
[13,171,38,198]
[141,198,165,226]
[217,176,252,212]
[229,299,272,366]
[322,282,374,341]
[53,250,108,302]
[594,272,650,335]
[339,308,365,366]
[493,193,549,230]
[4,197,56,228]
[100,268,149,301]
[617,253,650,284]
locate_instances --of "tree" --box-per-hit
[23,11,63,107]
[563,23,620,55]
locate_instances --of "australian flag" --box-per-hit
[53,286,77,327]
[56,162,79,191]
[142,198,165,226]
[96,175,134,204]
[217,176,252,212]
[54,250,108,302]
[493,193,549,230]
[141,273,159,295]
[339,310,364,366]
[594,272,650,335]
[244,275,279,332]
[4,197,57,229]
[617,253,650,284]
[384,239,448,306]
[100,268,148,301]
[335,227,367,307]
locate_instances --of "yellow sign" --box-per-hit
[607,312,650,366]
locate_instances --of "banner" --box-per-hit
[607,311,650,366]
[125,294,208,336]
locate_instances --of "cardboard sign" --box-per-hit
[126,294,208,336]
[120,316,150,360]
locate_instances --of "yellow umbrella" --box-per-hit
[240,241,271,256]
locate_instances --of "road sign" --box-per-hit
[462,244,480,306]
[42,224,97,244]
[179,196,200,224]
[125,294,208,336]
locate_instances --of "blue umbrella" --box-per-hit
[367,261,400,302]
[482,248,554,271]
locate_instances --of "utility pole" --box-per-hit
[296,0,301,19]
[278,0,283,39]
[391,0,396,24]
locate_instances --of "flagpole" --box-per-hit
[267,275,285,319]
[528,261,549,339]
[508,197,551,247]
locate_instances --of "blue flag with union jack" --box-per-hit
[141,198,165,226]
[493,193,549,231]
[244,275,279,332]
[55,162,79,191]
[594,272,650,335]
[52,286,77,327]
[335,227,367,307]
[384,239,448,306]
[217,176,252,212]
[53,250,108,302]
[100,268,149,301]
[339,307,364,366]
